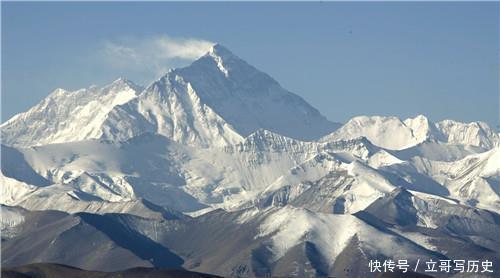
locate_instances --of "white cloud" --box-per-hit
[153,36,215,60]
[101,35,214,78]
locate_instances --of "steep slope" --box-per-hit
[255,157,397,214]
[321,116,422,150]
[99,72,243,147]
[403,114,445,142]
[1,44,338,148]
[381,147,500,211]
[1,210,184,271]
[98,44,339,146]
[1,182,186,220]
[1,145,51,187]
[436,147,500,210]
[5,126,492,217]
[1,170,38,204]
[1,130,388,214]
[0,136,208,212]
[363,187,499,236]
[2,127,498,218]
[436,120,500,149]
[322,115,499,151]
[360,188,500,268]
[172,44,339,140]
[1,79,141,147]
[253,206,440,271]
[2,40,500,278]
[3,204,499,276]
[156,207,448,277]
[391,140,484,162]
[1,132,314,212]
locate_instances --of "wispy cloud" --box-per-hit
[100,35,214,79]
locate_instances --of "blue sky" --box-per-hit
[2,2,499,127]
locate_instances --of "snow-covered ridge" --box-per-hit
[99,73,244,147]
[1,78,141,147]
[255,206,437,266]
[3,43,496,150]
[436,119,500,149]
[321,115,421,150]
[1,43,500,277]
[227,129,318,153]
[172,44,340,141]
[322,114,499,150]
[1,44,339,148]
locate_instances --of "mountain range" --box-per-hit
[1,44,499,277]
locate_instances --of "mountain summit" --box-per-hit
[2,44,500,277]
[173,44,340,140]
[1,44,339,147]
[0,78,142,147]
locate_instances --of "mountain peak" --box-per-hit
[244,128,296,144]
[108,77,142,92]
[111,77,129,84]
[2,43,337,147]
[208,43,234,59]
[321,115,420,150]
[152,44,338,141]
[408,114,430,123]
[199,43,245,78]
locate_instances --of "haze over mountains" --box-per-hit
[1,44,499,277]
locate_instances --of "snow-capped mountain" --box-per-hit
[321,114,499,150]
[1,44,339,148]
[410,147,500,211]
[1,78,142,147]
[172,45,340,141]
[436,119,500,149]
[321,115,424,150]
[1,44,499,277]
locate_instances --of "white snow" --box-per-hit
[1,78,141,147]
[437,120,500,149]
[368,150,405,168]
[322,115,499,151]
[256,206,436,265]
[1,206,25,229]
[1,44,499,240]
[184,207,218,218]
[321,115,422,150]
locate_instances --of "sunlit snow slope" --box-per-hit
[2,44,499,277]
